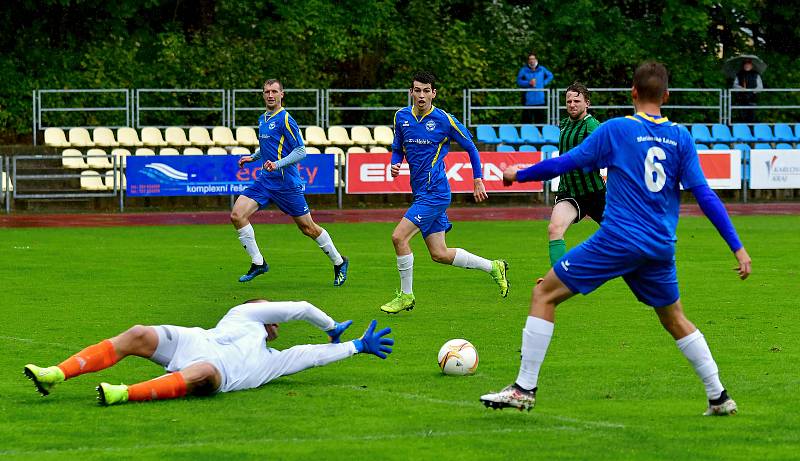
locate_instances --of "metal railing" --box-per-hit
[135,89,227,129]
[2,156,9,213]
[728,88,800,125]
[325,89,410,128]
[11,154,121,207]
[34,89,131,145]
[232,88,322,128]
[466,88,553,127]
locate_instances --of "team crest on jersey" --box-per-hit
[402,121,410,127]
[425,120,436,131]
[269,122,276,130]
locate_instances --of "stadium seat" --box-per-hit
[111,148,131,167]
[733,143,751,155]
[135,148,156,156]
[104,170,126,190]
[92,127,119,147]
[235,127,259,147]
[61,149,88,169]
[328,126,354,146]
[116,127,143,147]
[773,124,798,142]
[184,147,205,155]
[324,147,345,166]
[347,146,367,154]
[476,125,501,144]
[540,144,558,157]
[230,146,251,156]
[351,126,376,145]
[189,127,215,147]
[496,144,516,152]
[165,127,191,147]
[68,127,95,147]
[334,169,343,187]
[541,125,560,144]
[710,124,734,143]
[373,125,394,145]
[498,125,524,144]
[206,147,227,155]
[86,148,114,169]
[776,143,794,150]
[211,126,238,146]
[732,124,756,142]
[794,124,800,141]
[712,143,731,150]
[1,171,11,192]
[141,127,168,147]
[305,146,321,154]
[369,146,389,153]
[305,126,331,146]
[753,143,772,150]
[80,170,106,191]
[695,144,710,151]
[44,128,70,147]
[753,124,776,143]
[520,125,542,144]
[518,144,538,152]
[691,124,713,143]
[159,147,180,156]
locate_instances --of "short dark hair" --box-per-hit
[633,61,668,102]
[263,79,283,91]
[412,71,436,90]
[565,81,590,103]
[244,298,268,303]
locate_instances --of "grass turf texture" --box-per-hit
[0,216,797,460]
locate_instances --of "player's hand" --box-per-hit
[473,178,488,202]
[326,320,353,344]
[390,163,401,178]
[733,247,752,280]
[238,156,253,168]
[503,166,519,186]
[355,320,394,359]
[264,160,277,172]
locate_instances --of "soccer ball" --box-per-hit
[437,339,478,376]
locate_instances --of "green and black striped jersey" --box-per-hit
[557,114,605,196]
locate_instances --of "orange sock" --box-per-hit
[57,339,119,379]
[128,372,187,402]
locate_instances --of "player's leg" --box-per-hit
[97,361,222,406]
[548,199,578,267]
[292,212,349,287]
[24,325,158,396]
[380,218,419,313]
[231,193,269,282]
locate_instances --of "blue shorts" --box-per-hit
[404,201,452,238]
[553,230,679,308]
[242,180,309,217]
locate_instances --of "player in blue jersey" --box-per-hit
[480,62,751,416]
[231,79,349,286]
[379,72,509,314]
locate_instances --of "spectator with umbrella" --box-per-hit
[725,55,765,123]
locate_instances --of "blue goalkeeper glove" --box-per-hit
[352,320,394,359]
[326,320,352,344]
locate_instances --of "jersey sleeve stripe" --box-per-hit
[284,112,297,142]
[445,113,467,139]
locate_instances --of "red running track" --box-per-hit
[1,203,799,228]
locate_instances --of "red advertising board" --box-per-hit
[345,151,543,194]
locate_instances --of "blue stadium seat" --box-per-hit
[518,144,538,152]
[774,124,798,142]
[733,143,751,155]
[541,125,560,144]
[540,144,558,157]
[711,124,734,143]
[498,125,524,144]
[496,144,516,152]
[732,124,756,142]
[795,124,800,140]
[753,124,776,142]
[476,125,501,144]
[753,143,772,149]
[695,144,710,151]
[776,143,794,150]
[712,143,731,150]
[520,125,542,144]
[691,124,713,143]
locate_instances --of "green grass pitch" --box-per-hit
[1,215,798,460]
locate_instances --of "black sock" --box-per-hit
[709,389,729,405]
[513,382,537,394]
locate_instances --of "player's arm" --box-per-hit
[390,111,405,177]
[237,147,261,168]
[447,113,487,202]
[234,301,335,331]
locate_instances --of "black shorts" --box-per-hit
[554,190,606,224]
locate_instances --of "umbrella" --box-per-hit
[723,54,767,78]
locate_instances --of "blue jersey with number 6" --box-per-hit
[564,112,707,260]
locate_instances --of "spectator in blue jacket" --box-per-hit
[517,52,554,125]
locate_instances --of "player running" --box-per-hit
[232,79,349,286]
[481,61,751,415]
[24,300,393,405]
[379,71,509,314]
